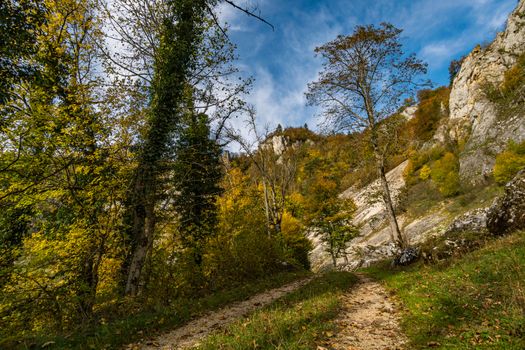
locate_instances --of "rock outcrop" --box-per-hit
[487,170,525,235]
[444,208,489,236]
[447,0,525,184]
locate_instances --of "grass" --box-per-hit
[399,177,502,224]
[363,230,525,349]
[445,183,502,216]
[196,271,358,350]
[3,270,311,350]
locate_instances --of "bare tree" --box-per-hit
[227,113,298,236]
[306,23,429,248]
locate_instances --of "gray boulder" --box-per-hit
[487,170,525,235]
[392,247,420,266]
[445,208,489,235]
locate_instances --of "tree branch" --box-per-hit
[223,0,274,31]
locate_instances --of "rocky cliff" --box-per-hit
[446,0,525,184]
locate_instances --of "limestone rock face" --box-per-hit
[306,229,333,272]
[340,160,408,230]
[444,208,489,236]
[487,170,525,235]
[448,0,525,184]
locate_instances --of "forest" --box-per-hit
[1,0,525,349]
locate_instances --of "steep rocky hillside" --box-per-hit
[309,0,525,271]
[446,0,525,184]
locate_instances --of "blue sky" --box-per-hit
[217,0,517,133]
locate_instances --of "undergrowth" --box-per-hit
[1,271,311,350]
[363,230,525,349]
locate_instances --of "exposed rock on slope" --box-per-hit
[339,160,408,231]
[309,161,448,271]
[487,170,525,235]
[445,208,489,236]
[447,0,525,184]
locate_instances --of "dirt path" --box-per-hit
[318,273,407,350]
[126,277,313,350]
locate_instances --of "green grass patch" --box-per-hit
[445,183,502,216]
[2,271,311,350]
[196,271,358,350]
[363,231,525,349]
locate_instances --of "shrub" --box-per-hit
[281,212,312,269]
[396,180,443,217]
[431,152,460,197]
[406,87,450,143]
[203,229,287,291]
[485,53,525,120]
[493,140,525,184]
[419,165,431,180]
[501,54,525,96]
[403,147,460,197]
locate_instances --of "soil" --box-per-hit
[317,273,407,350]
[127,273,408,350]
[126,277,313,349]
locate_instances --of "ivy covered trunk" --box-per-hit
[122,0,207,296]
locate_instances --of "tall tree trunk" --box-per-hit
[377,160,405,248]
[78,246,98,321]
[125,192,155,295]
[122,0,207,296]
[371,133,405,249]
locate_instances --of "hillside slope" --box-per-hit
[308,0,525,271]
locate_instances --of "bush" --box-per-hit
[501,54,525,96]
[281,212,312,269]
[406,87,450,143]
[419,165,431,180]
[203,229,287,292]
[396,181,443,217]
[431,152,460,197]
[404,147,460,197]
[485,53,525,120]
[403,147,439,186]
[493,140,525,184]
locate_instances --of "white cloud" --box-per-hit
[418,0,515,71]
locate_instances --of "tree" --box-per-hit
[173,109,223,267]
[229,114,299,236]
[0,0,44,106]
[301,169,357,267]
[307,23,428,248]
[448,57,465,86]
[108,0,262,296]
[120,0,210,296]
[0,0,123,324]
[319,201,358,267]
